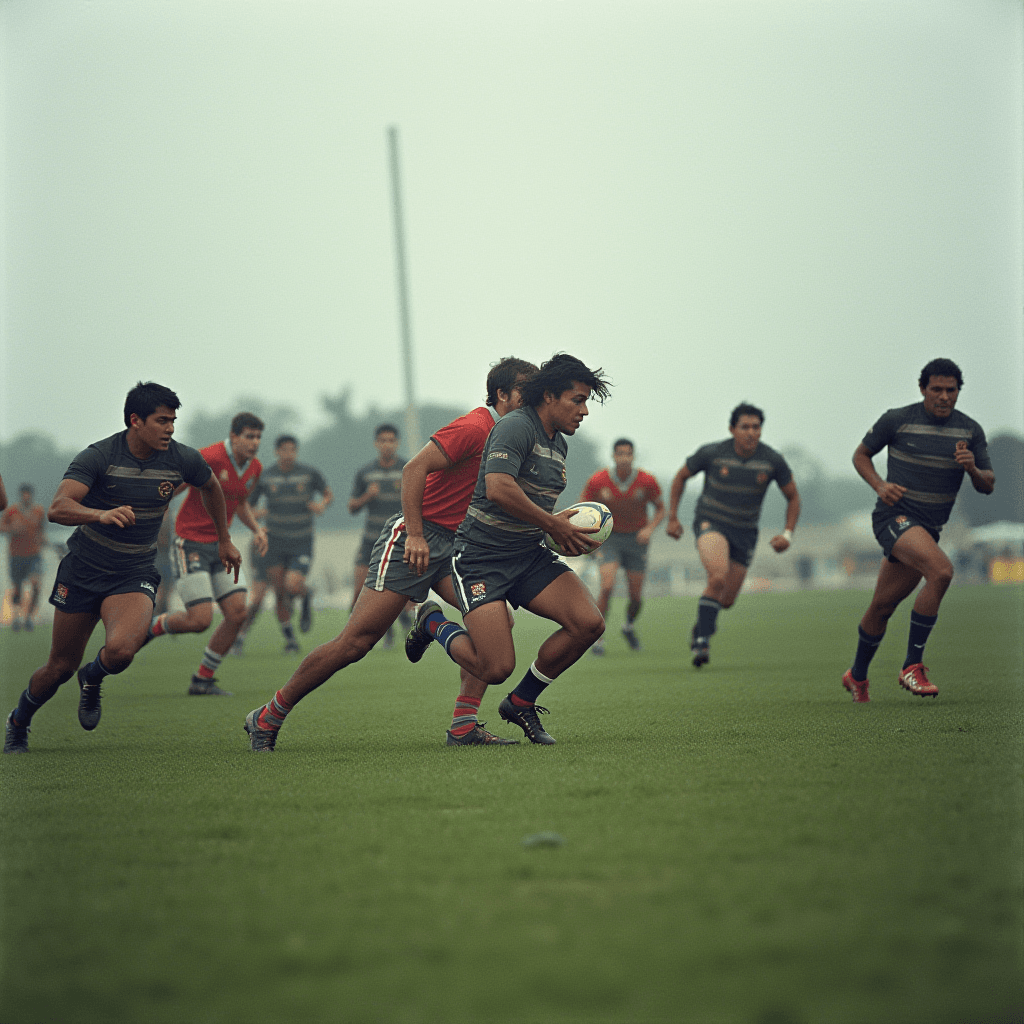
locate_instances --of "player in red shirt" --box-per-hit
[580,439,664,654]
[145,412,268,695]
[1,484,48,631]
[244,357,538,751]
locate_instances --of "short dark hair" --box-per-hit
[613,438,634,452]
[230,412,264,436]
[919,358,963,389]
[123,381,181,428]
[275,434,298,449]
[375,424,399,439]
[485,356,539,407]
[518,353,612,409]
[729,403,764,428]
[19,484,33,494]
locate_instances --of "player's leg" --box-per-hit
[244,586,410,750]
[590,557,618,655]
[8,560,25,630]
[351,564,369,611]
[621,568,646,651]
[692,530,731,664]
[25,567,42,629]
[268,564,299,653]
[187,589,247,696]
[233,579,270,654]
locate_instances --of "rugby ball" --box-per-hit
[545,501,614,556]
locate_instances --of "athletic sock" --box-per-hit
[12,687,50,727]
[904,611,938,669]
[429,614,469,658]
[511,661,555,706]
[850,626,885,681]
[695,597,721,643]
[79,650,115,687]
[149,613,169,639]
[257,690,294,730]
[196,647,223,680]
[449,694,482,738]
[281,623,296,642]
[626,598,641,626]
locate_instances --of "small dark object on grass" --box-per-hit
[522,832,565,848]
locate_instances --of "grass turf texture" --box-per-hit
[1,587,1021,1024]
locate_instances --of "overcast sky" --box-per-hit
[2,0,1021,483]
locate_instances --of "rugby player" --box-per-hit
[403,354,612,746]
[1,484,47,631]
[247,435,332,653]
[144,412,267,695]
[348,424,408,646]
[244,356,538,751]
[3,382,239,754]
[666,403,800,668]
[580,440,664,654]
[841,358,994,702]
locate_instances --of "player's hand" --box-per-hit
[307,500,326,515]
[252,527,269,557]
[403,534,431,576]
[875,482,906,507]
[954,440,976,473]
[365,482,380,500]
[219,539,243,583]
[666,517,683,540]
[548,509,600,557]
[98,506,135,528]
[637,526,653,546]
[769,534,791,553]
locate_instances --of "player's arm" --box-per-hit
[234,498,269,557]
[49,480,136,528]
[308,485,334,516]
[347,475,378,514]
[954,441,995,494]
[853,443,905,507]
[197,474,243,580]
[485,473,597,557]
[401,440,451,575]
[638,495,665,546]
[666,466,693,540]
[769,480,801,553]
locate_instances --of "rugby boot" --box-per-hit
[691,639,710,668]
[77,667,103,731]
[405,600,442,664]
[898,663,938,698]
[590,639,605,656]
[3,711,29,753]
[284,640,301,655]
[189,674,233,696]
[446,722,520,746]
[622,625,641,651]
[841,669,870,703]
[244,708,279,752]
[498,696,556,745]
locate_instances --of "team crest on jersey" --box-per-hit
[158,481,173,498]
[561,466,566,485]
[54,583,68,604]
[470,581,487,598]
[600,487,612,501]
[700,521,711,532]
[720,466,730,477]
[756,472,768,485]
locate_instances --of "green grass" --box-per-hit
[2,586,1022,1024]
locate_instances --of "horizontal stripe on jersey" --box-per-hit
[250,462,328,541]
[351,458,405,541]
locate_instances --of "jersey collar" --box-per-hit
[608,466,639,493]
[224,438,252,473]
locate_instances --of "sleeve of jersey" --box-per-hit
[431,416,485,465]
[482,417,530,477]
[641,472,662,500]
[182,447,214,488]
[580,474,599,502]
[773,453,793,488]
[350,468,366,499]
[685,445,711,476]
[971,423,993,471]
[861,410,897,455]
[62,445,106,487]
[313,470,328,494]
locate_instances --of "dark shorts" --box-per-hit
[265,536,313,576]
[599,531,649,574]
[247,541,269,584]
[49,553,160,616]
[693,517,758,569]
[450,541,571,615]
[366,514,455,603]
[9,554,43,587]
[873,509,941,563]
[355,534,377,568]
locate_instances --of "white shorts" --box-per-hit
[172,537,248,607]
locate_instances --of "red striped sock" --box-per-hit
[150,614,168,638]
[258,690,294,730]
[450,694,481,737]
[509,693,533,708]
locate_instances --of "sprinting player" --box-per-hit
[243,356,538,751]
[231,536,271,655]
[3,382,239,754]
[580,440,664,654]
[841,359,994,702]
[348,424,407,645]
[403,354,612,746]
[666,403,800,668]
[144,412,267,696]
[1,484,47,631]
[247,435,332,653]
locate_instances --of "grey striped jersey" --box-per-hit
[351,457,406,543]
[250,462,328,541]
[456,405,568,554]
[686,439,793,531]
[862,402,991,529]
[63,432,212,574]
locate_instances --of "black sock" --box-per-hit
[695,598,721,643]
[512,663,553,705]
[79,650,114,687]
[851,626,884,681]
[904,611,938,668]
[626,599,641,625]
[13,687,49,727]
[282,623,296,642]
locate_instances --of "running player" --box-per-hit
[246,435,332,653]
[348,424,407,645]
[243,356,538,751]
[580,440,664,654]
[841,359,994,702]
[666,403,800,668]
[1,484,47,631]
[144,412,267,695]
[3,382,239,754]
[403,354,612,746]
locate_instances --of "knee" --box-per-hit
[574,611,605,646]
[931,562,954,588]
[102,642,135,673]
[706,572,728,594]
[181,606,212,632]
[719,596,736,610]
[481,657,516,687]
[224,604,247,627]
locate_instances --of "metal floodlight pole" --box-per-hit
[387,125,421,456]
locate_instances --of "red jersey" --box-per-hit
[581,467,662,534]
[175,441,262,543]
[420,406,500,531]
[1,504,45,557]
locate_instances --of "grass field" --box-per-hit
[1,585,1022,1024]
